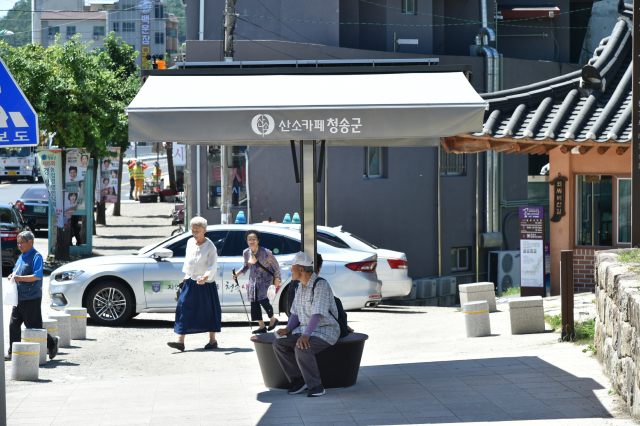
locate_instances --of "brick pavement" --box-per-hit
[93,201,178,256]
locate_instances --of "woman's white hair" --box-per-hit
[189,216,208,230]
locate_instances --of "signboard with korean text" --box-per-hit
[98,148,121,204]
[37,150,63,228]
[139,0,151,69]
[0,57,38,147]
[519,206,545,295]
[172,143,185,166]
[549,174,568,223]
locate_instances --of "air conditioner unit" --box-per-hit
[400,280,418,300]
[436,276,456,296]
[416,279,437,299]
[93,36,99,40]
[48,35,54,39]
[489,250,521,295]
[66,35,73,39]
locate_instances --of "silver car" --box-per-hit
[49,224,382,326]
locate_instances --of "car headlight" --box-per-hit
[24,166,30,170]
[55,270,84,281]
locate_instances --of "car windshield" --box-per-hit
[138,234,181,255]
[0,207,11,224]
[22,188,49,200]
[317,233,350,249]
[348,233,378,250]
[0,148,30,158]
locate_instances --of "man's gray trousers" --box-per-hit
[272,333,332,390]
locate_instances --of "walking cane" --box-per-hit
[232,268,252,330]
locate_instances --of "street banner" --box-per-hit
[172,143,185,166]
[36,149,63,227]
[519,206,545,295]
[99,148,120,204]
[64,149,89,220]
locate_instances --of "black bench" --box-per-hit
[250,332,368,389]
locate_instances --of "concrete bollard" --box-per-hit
[49,314,71,348]
[21,328,47,365]
[11,342,40,381]
[42,319,58,338]
[463,300,491,338]
[64,307,87,340]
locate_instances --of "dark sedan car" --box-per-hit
[0,204,28,270]
[15,185,49,231]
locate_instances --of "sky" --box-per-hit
[0,0,18,19]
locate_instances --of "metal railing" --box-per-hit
[440,151,466,176]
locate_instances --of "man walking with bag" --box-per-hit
[5,231,59,361]
[273,252,339,397]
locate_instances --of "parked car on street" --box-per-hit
[275,225,412,298]
[49,224,382,326]
[15,185,49,231]
[0,203,29,270]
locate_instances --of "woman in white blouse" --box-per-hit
[168,216,221,351]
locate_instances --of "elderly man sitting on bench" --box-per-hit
[273,252,339,398]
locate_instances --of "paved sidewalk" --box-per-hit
[92,201,177,256]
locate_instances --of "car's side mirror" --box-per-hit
[152,248,173,260]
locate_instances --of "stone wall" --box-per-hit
[594,249,640,415]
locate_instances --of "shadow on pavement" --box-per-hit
[254,357,612,424]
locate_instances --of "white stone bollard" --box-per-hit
[463,300,491,338]
[21,328,47,365]
[42,319,58,338]
[49,314,71,348]
[65,307,87,340]
[11,342,40,381]
[509,296,545,334]
[459,282,497,312]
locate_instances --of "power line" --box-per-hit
[238,16,341,60]
[234,31,300,60]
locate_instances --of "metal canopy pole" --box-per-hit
[299,140,317,270]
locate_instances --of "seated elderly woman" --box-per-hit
[168,216,221,351]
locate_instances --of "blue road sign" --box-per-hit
[0,57,38,147]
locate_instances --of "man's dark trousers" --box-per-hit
[9,297,55,354]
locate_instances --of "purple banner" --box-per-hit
[519,206,544,219]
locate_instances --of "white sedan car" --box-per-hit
[49,224,382,326]
[275,225,412,298]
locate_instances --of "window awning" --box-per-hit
[126,72,487,146]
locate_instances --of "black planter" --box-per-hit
[251,332,368,389]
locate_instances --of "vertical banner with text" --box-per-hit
[98,148,121,204]
[519,206,545,297]
[36,149,64,227]
[64,149,89,220]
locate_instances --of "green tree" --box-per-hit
[0,34,140,260]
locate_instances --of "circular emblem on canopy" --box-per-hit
[251,114,275,137]
[138,0,153,14]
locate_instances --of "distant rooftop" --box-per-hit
[42,11,107,20]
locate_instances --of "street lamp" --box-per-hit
[0,30,14,36]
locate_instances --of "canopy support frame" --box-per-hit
[299,140,318,272]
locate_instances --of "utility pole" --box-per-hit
[223,0,238,61]
[220,0,238,225]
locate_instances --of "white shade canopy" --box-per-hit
[127,72,487,146]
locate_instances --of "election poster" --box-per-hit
[99,148,120,204]
[64,149,88,220]
[36,149,64,228]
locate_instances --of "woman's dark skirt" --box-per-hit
[174,279,222,334]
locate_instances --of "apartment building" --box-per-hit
[32,0,179,69]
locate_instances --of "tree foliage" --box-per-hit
[0,0,31,48]
[0,32,140,155]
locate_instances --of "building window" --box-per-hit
[451,247,470,272]
[618,178,631,244]
[112,22,119,32]
[155,32,164,44]
[154,4,164,19]
[93,26,105,37]
[402,0,416,14]
[66,26,76,37]
[48,26,60,37]
[207,146,248,209]
[171,28,177,37]
[364,147,383,178]
[440,150,466,176]
[123,22,135,32]
[576,175,613,246]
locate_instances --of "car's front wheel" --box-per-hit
[86,281,134,326]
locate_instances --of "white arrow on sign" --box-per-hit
[0,105,28,127]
